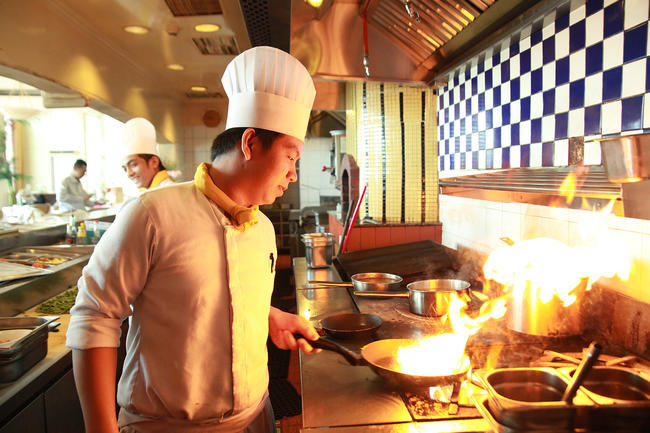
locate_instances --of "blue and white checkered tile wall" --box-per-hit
[436,0,650,173]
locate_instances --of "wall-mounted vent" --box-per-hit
[185,91,224,99]
[239,0,290,52]
[164,0,222,16]
[193,36,239,55]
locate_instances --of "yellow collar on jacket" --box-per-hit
[148,170,170,189]
[193,162,258,232]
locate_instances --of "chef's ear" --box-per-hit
[240,128,256,161]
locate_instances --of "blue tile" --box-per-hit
[492,52,501,67]
[465,65,471,80]
[586,0,603,17]
[556,13,570,33]
[472,77,478,95]
[439,157,444,171]
[455,136,461,153]
[531,118,542,142]
[543,89,556,116]
[569,20,586,53]
[453,73,459,87]
[460,152,466,169]
[520,49,531,74]
[454,103,460,119]
[569,79,585,109]
[460,85,465,101]
[531,68,543,94]
[510,42,520,57]
[478,61,484,74]
[543,37,555,64]
[604,1,624,38]
[486,149,494,168]
[460,118,466,135]
[493,127,501,148]
[445,108,449,123]
[502,104,511,125]
[448,91,454,105]
[621,95,644,130]
[586,42,603,76]
[520,144,531,167]
[486,109,493,129]
[584,104,601,135]
[511,123,520,146]
[493,85,502,106]
[531,29,542,45]
[485,69,493,89]
[521,96,531,120]
[542,142,555,166]
[479,93,485,111]
[602,66,623,101]
[479,131,486,150]
[466,99,471,113]
[450,122,455,137]
[472,151,479,168]
[450,154,455,170]
[472,114,479,133]
[439,126,444,140]
[556,56,570,85]
[501,60,510,82]
[624,24,648,63]
[511,77,520,101]
[555,112,568,139]
[502,147,511,168]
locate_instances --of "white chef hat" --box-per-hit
[221,46,316,140]
[120,117,158,160]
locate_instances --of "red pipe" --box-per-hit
[340,185,367,254]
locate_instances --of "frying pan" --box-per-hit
[319,313,382,339]
[301,336,470,389]
[309,272,403,292]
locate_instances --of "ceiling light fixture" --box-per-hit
[194,24,220,32]
[191,86,207,92]
[306,0,323,7]
[167,64,185,71]
[124,25,149,35]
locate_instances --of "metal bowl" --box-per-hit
[351,272,403,292]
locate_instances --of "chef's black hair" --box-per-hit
[73,159,87,169]
[211,127,280,160]
[138,154,166,171]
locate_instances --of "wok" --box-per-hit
[309,272,403,292]
[304,336,469,389]
[319,313,382,339]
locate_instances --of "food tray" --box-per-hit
[0,316,58,382]
[473,396,573,433]
[0,261,52,282]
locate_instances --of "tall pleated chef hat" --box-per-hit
[221,46,316,140]
[120,117,158,159]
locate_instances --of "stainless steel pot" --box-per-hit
[301,233,334,268]
[308,272,403,292]
[355,279,471,317]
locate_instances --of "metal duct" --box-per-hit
[239,0,291,52]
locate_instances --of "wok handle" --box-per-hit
[308,281,353,287]
[353,291,408,298]
[293,334,364,366]
[562,341,602,403]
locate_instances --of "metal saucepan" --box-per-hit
[309,272,403,292]
[306,337,469,389]
[318,313,383,339]
[354,279,472,317]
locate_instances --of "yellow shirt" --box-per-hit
[148,170,173,189]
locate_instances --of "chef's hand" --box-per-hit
[269,306,321,353]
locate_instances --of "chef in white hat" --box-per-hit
[120,117,174,189]
[68,46,319,433]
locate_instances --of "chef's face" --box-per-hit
[122,154,158,188]
[251,134,302,205]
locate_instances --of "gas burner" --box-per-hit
[400,381,486,421]
[393,303,440,321]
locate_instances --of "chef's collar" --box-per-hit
[148,170,170,189]
[193,162,258,231]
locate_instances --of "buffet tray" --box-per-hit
[0,316,58,383]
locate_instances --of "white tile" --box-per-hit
[584,72,603,106]
[542,22,555,40]
[453,86,460,103]
[556,83,570,112]
[478,149,486,169]
[521,215,569,244]
[510,54,520,79]
[501,83,511,105]
[601,100,623,134]
[502,210,522,244]
[570,4,586,25]
[493,148,502,169]
[471,64,478,78]
[604,0,618,6]
[625,0,649,30]
[603,33,625,70]
[501,124,511,147]
[530,142,543,167]
[511,99,521,124]
[583,140,602,165]
[622,59,646,98]
[472,133,479,151]
[510,144,521,168]
[460,101,466,118]
[501,47,509,63]
[542,115,555,141]
[585,10,604,47]
[568,108,585,137]
[555,139,569,165]
[555,28,570,59]
[542,62,556,90]
[493,66,501,87]
[520,72,531,97]
[493,105,502,127]
[478,73,485,93]
[531,92,543,118]
[465,81,472,97]
[531,42,543,70]
[478,111,486,130]
[484,55,493,70]
[471,96,479,114]
[485,88,493,109]
[569,49,586,82]
[520,119,531,144]
[486,129,495,148]
[644,94,650,128]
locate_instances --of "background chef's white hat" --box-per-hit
[221,46,316,140]
[120,117,158,159]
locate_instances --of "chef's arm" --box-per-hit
[72,347,119,433]
[268,306,320,353]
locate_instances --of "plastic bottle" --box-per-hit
[77,222,87,245]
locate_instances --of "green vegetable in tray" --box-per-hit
[36,287,78,315]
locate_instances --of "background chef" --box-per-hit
[119,117,174,190]
[66,46,320,433]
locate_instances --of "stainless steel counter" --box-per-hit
[293,258,490,433]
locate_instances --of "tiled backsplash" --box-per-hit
[436,0,650,173]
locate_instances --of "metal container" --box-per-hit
[301,233,334,268]
[0,316,56,383]
[599,134,650,182]
[351,272,402,291]
[406,279,471,317]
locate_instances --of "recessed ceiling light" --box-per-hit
[191,86,207,92]
[124,25,149,35]
[195,24,220,32]
[167,64,184,71]
[306,0,323,7]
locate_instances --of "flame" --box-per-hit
[559,172,577,204]
[302,308,311,320]
[396,294,506,377]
